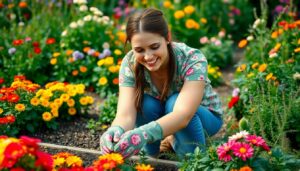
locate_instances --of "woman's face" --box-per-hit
[131,32,169,72]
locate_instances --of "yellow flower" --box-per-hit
[258,64,267,72]
[30,97,40,106]
[66,49,73,56]
[174,10,185,19]
[50,102,59,110]
[41,99,50,107]
[67,99,75,107]
[266,73,273,81]
[251,62,259,69]
[247,72,254,78]
[15,103,25,112]
[236,64,247,72]
[99,153,124,165]
[135,163,154,171]
[68,108,77,115]
[114,49,122,56]
[98,77,108,85]
[208,67,216,74]
[109,65,119,73]
[79,97,88,105]
[97,59,105,66]
[298,38,300,44]
[54,157,65,167]
[274,43,281,51]
[200,18,207,24]
[294,47,300,53]
[54,98,63,107]
[86,96,94,104]
[42,112,52,121]
[163,1,172,8]
[50,58,57,65]
[105,57,114,66]
[60,94,70,102]
[53,52,61,58]
[238,39,247,48]
[185,19,197,29]
[0,108,3,114]
[184,5,195,15]
[51,109,59,117]
[66,155,83,167]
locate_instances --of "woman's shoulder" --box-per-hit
[172,42,203,55]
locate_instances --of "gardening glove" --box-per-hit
[100,126,125,154]
[113,121,163,158]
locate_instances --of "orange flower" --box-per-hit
[174,10,185,19]
[68,108,76,115]
[15,103,25,112]
[266,73,273,81]
[184,5,195,15]
[135,163,154,171]
[66,50,73,56]
[239,166,253,171]
[42,112,52,121]
[79,66,87,73]
[19,2,27,8]
[236,64,247,72]
[294,47,300,53]
[112,78,119,85]
[83,47,91,53]
[251,63,259,69]
[238,39,247,48]
[72,70,79,76]
[258,64,267,72]
[163,1,172,8]
[46,38,56,45]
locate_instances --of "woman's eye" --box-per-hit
[135,49,144,53]
[151,45,159,50]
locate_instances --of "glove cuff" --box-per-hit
[109,125,125,133]
[140,121,163,143]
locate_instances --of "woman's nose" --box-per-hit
[144,51,153,60]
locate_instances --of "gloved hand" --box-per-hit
[113,121,163,158]
[100,126,125,154]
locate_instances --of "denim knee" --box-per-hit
[165,93,179,113]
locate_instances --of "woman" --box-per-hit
[100,8,223,159]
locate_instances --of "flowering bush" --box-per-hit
[232,5,300,150]
[0,135,53,171]
[0,75,94,136]
[52,3,125,97]
[52,152,84,170]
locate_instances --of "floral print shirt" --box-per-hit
[119,42,223,115]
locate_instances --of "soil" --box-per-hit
[30,49,244,170]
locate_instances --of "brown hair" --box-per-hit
[125,8,176,112]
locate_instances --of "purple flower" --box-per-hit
[72,50,84,61]
[8,47,16,55]
[102,48,111,56]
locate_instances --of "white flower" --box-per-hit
[79,5,88,11]
[94,10,103,16]
[74,0,87,4]
[77,19,84,27]
[253,19,264,29]
[10,13,16,20]
[89,7,97,12]
[232,88,240,97]
[83,15,92,22]
[69,22,78,29]
[269,53,278,58]
[102,42,110,49]
[61,30,68,36]
[293,72,300,80]
[246,35,254,41]
[92,15,99,22]
[96,18,103,23]
[228,130,249,141]
[18,22,24,27]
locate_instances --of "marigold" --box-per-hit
[185,19,198,29]
[294,47,300,53]
[105,57,114,66]
[67,99,75,107]
[72,70,79,76]
[200,18,207,24]
[135,163,154,171]
[236,64,247,72]
[53,52,61,58]
[184,5,195,14]
[15,103,25,112]
[79,97,88,105]
[19,2,27,8]
[266,73,273,81]
[251,62,259,69]
[239,166,253,171]
[68,108,76,115]
[99,77,108,85]
[174,10,185,19]
[50,58,57,65]
[97,59,105,66]
[79,66,87,73]
[258,64,267,72]
[60,94,70,102]
[66,50,73,56]
[114,49,122,56]
[238,39,247,48]
[42,112,52,121]
[113,78,119,85]
[163,1,172,8]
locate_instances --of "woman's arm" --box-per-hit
[111,86,137,131]
[156,80,205,137]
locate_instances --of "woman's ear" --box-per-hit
[167,30,172,43]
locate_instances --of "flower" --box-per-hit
[174,10,185,19]
[135,163,154,171]
[217,141,235,162]
[258,64,267,72]
[229,131,249,141]
[15,103,25,112]
[232,142,254,161]
[228,96,239,109]
[184,5,195,14]
[238,39,247,48]
[42,112,52,121]
[98,77,108,85]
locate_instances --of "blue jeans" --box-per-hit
[136,93,223,158]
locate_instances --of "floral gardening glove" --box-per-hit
[113,121,163,158]
[100,126,125,154]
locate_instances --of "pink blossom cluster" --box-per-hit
[217,131,270,162]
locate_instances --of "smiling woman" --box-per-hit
[99,8,224,159]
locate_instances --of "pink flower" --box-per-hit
[245,135,266,146]
[217,141,235,162]
[131,134,141,146]
[105,134,112,141]
[142,131,148,140]
[186,68,194,76]
[232,142,254,161]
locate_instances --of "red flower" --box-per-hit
[35,151,54,171]
[6,115,16,124]
[228,96,239,109]
[13,39,24,46]
[23,13,31,20]
[10,168,25,171]
[34,47,42,54]
[4,142,25,160]
[0,78,4,84]
[32,42,40,47]
[46,38,56,45]
[14,75,26,81]
[7,94,20,103]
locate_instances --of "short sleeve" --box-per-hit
[119,51,136,87]
[181,45,208,81]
